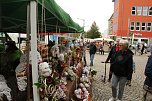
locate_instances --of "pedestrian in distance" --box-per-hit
[108,39,133,101]
[99,44,104,55]
[89,41,97,66]
[143,44,152,101]
[141,43,145,55]
[137,43,140,51]
[105,38,120,82]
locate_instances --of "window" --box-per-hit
[113,23,118,31]
[136,22,140,31]
[148,6,152,16]
[147,22,152,31]
[114,9,118,18]
[131,6,136,15]
[114,0,118,4]
[130,22,135,31]
[137,6,142,16]
[143,6,148,16]
[141,22,146,31]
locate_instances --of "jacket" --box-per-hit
[111,50,133,79]
[106,45,119,63]
[89,44,97,54]
[144,55,152,87]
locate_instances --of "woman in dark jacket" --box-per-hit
[109,39,133,101]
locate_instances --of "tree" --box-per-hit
[85,21,101,39]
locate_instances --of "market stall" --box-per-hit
[0,0,89,101]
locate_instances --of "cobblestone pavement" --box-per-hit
[86,51,148,101]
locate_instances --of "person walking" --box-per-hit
[141,43,145,55]
[108,39,133,101]
[89,42,97,66]
[143,44,152,101]
[99,44,104,55]
[106,38,120,82]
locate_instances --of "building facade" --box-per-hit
[108,13,114,35]
[112,0,152,43]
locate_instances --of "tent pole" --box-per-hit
[0,4,1,29]
[30,1,40,101]
[18,33,21,49]
[26,3,31,101]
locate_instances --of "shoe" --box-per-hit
[128,80,131,86]
[107,79,111,82]
[126,80,131,86]
[109,97,116,101]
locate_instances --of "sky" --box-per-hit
[55,0,114,33]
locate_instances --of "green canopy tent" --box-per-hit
[0,0,83,101]
[0,0,83,33]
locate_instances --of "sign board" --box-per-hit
[134,33,142,36]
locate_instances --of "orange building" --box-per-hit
[112,0,152,43]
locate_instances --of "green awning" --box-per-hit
[0,0,84,33]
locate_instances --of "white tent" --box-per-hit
[94,38,114,42]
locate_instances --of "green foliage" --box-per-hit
[86,21,101,39]
[129,32,133,36]
[34,82,44,88]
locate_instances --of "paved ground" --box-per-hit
[85,51,148,101]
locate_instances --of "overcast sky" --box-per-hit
[55,0,114,33]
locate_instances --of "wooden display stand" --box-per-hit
[65,62,84,101]
[66,77,77,101]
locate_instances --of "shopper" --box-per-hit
[105,38,120,82]
[143,44,152,101]
[89,42,97,66]
[99,44,104,55]
[1,41,22,101]
[141,43,145,55]
[108,39,133,101]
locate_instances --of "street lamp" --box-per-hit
[77,18,86,65]
[77,18,89,38]
[77,18,85,42]
[77,18,85,31]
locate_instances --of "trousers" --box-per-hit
[111,73,127,100]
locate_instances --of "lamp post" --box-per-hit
[77,18,85,31]
[77,18,85,39]
[77,18,87,65]
[77,18,85,44]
